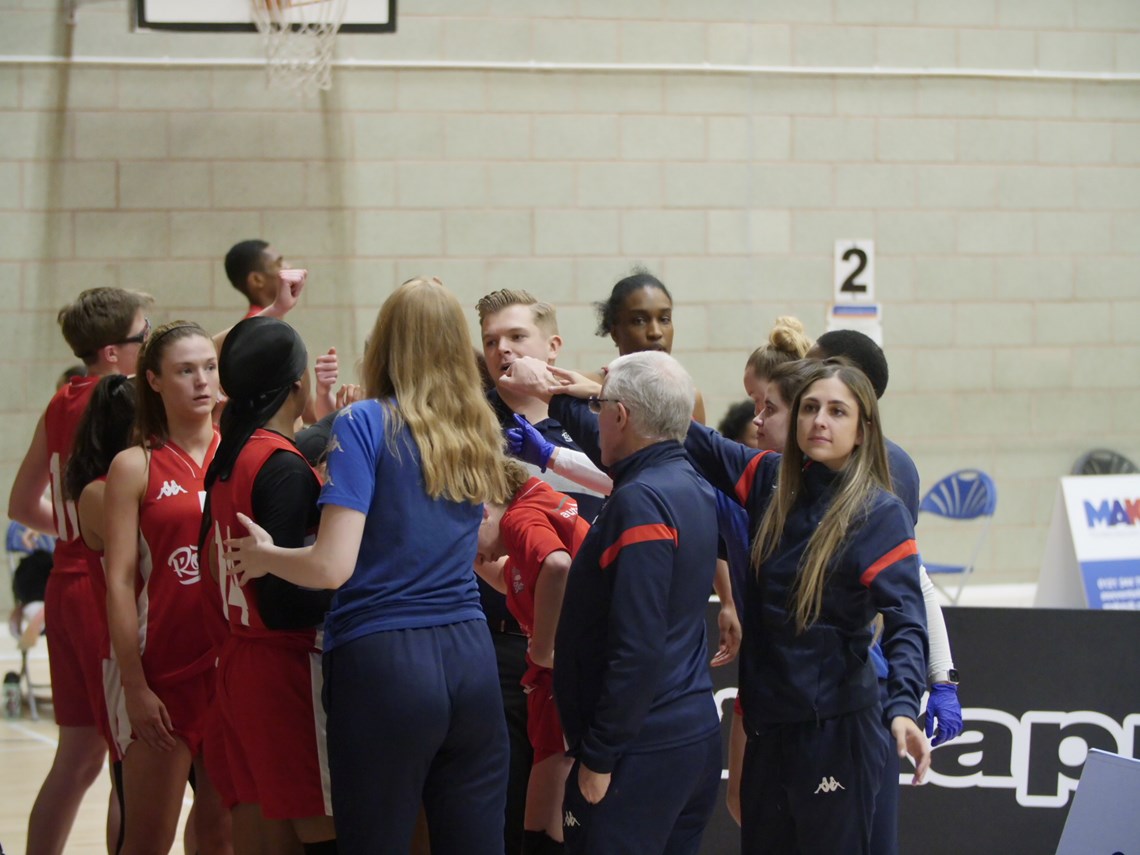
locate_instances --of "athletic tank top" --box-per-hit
[44,376,99,576]
[208,430,321,650]
[136,434,219,686]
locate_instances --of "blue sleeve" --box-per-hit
[319,402,383,515]
[853,500,928,722]
[684,420,779,507]
[885,439,920,525]
[577,487,676,774]
[548,396,604,471]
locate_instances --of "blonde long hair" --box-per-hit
[362,277,513,505]
[751,360,892,632]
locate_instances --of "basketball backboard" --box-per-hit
[134,0,396,33]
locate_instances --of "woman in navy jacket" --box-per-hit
[684,359,931,854]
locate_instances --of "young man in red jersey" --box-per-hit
[9,287,152,855]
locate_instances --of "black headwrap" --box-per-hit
[200,317,308,559]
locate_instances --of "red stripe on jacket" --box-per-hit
[599,524,679,570]
[734,451,772,504]
[860,539,918,587]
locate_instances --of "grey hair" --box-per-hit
[603,351,695,442]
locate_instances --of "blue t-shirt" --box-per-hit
[318,399,486,651]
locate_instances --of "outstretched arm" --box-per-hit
[226,504,364,591]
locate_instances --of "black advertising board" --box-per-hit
[897,607,1140,853]
[700,606,1140,854]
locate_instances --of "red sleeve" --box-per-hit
[501,506,570,587]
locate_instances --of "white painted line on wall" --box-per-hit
[0,55,1138,84]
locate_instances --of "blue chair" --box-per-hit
[918,469,997,605]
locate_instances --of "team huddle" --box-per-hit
[10,241,962,855]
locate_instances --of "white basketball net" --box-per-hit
[250,0,348,95]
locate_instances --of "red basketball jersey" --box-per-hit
[208,430,321,648]
[44,375,99,576]
[136,434,219,686]
[500,477,590,636]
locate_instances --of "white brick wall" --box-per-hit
[1,0,1138,594]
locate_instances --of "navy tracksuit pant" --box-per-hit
[870,680,901,855]
[322,619,509,855]
[740,704,891,855]
[561,730,721,855]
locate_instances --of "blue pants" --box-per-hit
[562,730,721,855]
[740,705,890,855]
[490,629,531,855]
[870,680,900,855]
[322,620,508,855]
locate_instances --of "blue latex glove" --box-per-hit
[506,413,554,471]
[925,683,962,747]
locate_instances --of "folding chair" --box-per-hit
[6,521,54,720]
[918,470,997,605]
[1071,449,1139,476]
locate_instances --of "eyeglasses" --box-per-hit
[587,396,620,414]
[118,318,151,347]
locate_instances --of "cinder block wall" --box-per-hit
[3,0,1138,589]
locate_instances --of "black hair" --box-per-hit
[812,330,889,399]
[64,374,138,501]
[717,400,756,445]
[224,239,270,298]
[199,318,307,555]
[593,269,672,337]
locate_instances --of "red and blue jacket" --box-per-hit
[551,399,720,774]
[685,421,928,729]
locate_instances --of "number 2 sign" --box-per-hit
[834,240,875,304]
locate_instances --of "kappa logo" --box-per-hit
[814,776,846,794]
[563,810,580,828]
[156,480,187,500]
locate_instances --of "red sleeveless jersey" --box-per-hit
[136,434,219,686]
[208,430,321,649]
[500,477,590,636]
[44,375,99,576]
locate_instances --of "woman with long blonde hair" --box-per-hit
[684,358,931,854]
[224,278,513,854]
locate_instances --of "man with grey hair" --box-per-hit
[508,351,722,855]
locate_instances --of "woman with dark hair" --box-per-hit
[225,278,514,854]
[104,321,229,855]
[593,271,709,424]
[200,316,336,853]
[717,401,760,449]
[63,372,137,853]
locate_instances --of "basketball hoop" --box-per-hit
[250,0,348,95]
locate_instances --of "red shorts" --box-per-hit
[522,663,565,764]
[43,571,105,729]
[202,697,240,810]
[113,666,213,759]
[217,637,331,820]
